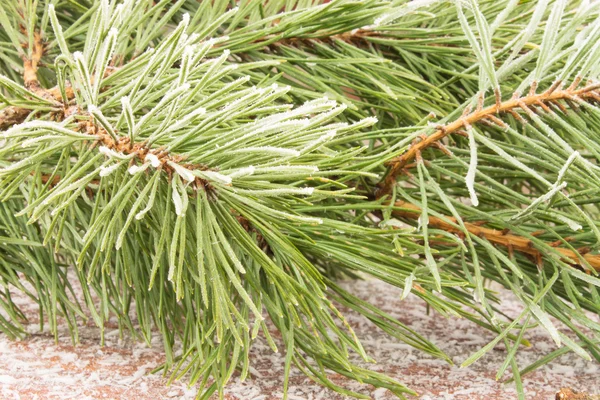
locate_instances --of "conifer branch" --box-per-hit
[0,85,72,129]
[2,1,600,398]
[0,31,49,129]
[81,118,212,189]
[393,201,600,271]
[1,31,72,129]
[378,82,600,197]
[0,73,110,130]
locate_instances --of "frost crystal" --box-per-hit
[145,153,160,168]
[200,171,233,185]
[465,126,479,207]
[98,146,124,159]
[167,161,195,182]
[228,166,255,178]
[172,185,184,216]
[100,163,121,177]
[128,163,149,175]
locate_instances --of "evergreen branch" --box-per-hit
[0,83,73,128]
[0,31,51,130]
[79,117,212,190]
[378,81,600,197]
[392,201,600,271]
[2,1,600,398]
[0,71,115,130]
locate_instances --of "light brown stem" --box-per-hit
[1,74,101,131]
[22,31,44,91]
[0,86,74,130]
[393,201,600,271]
[0,107,32,131]
[377,83,600,197]
[260,28,378,48]
[556,388,600,400]
[1,31,50,130]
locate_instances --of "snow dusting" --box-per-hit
[1,279,599,399]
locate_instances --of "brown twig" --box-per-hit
[392,201,600,271]
[1,31,69,130]
[79,119,212,190]
[556,388,600,400]
[264,28,377,48]
[377,82,600,197]
[22,31,44,91]
[1,31,48,130]
[0,107,32,131]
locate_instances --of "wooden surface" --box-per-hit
[1,279,599,399]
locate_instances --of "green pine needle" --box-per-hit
[1,0,600,398]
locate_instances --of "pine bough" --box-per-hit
[1,0,600,398]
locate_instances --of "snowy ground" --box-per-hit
[1,279,599,399]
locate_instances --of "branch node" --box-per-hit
[528,81,538,97]
[568,76,582,91]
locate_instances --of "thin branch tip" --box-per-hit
[377,82,600,197]
[393,201,600,271]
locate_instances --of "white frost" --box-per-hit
[227,166,255,178]
[145,153,160,168]
[167,161,195,182]
[199,170,232,185]
[99,163,121,177]
[128,163,149,175]
[465,126,479,207]
[98,146,124,159]
[172,185,184,216]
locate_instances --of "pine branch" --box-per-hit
[393,201,600,271]
[378,82,600,197]
[79,118,212,189]
[1,30,74,129]
[0,71,115,130]
[0,31,52,130]
[0,85,72,128]
[2,1,600,398]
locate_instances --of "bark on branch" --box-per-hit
[0,107,32,131]
[22,31,44,91]
[266,28,377,47]
[377,83,600,197]
[556,388,600,400]
[392,201,600,271]
[1,31,58,130]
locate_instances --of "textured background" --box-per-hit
[1,279,599,399]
